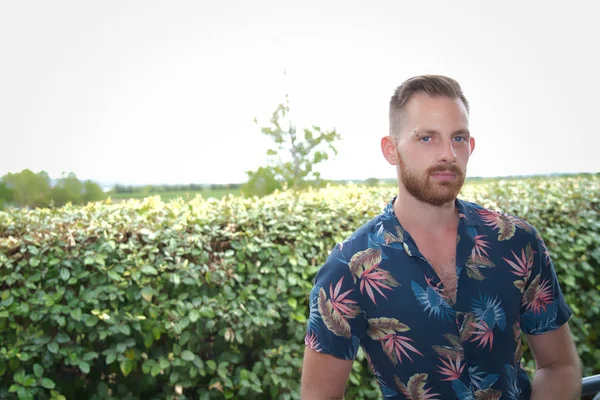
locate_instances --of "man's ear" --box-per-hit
[470,136,476,155]
[381,135,399,165]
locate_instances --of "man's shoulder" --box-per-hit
[459,198,542,242]
[320,209,390,267]
[311,215,382,287]
[335,214,382,256]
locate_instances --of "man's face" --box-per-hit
[393,93,474,206]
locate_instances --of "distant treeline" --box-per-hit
[1,169,596,210]
[0,169,106,209]
[112,183,242,194]
[0,170,248,210]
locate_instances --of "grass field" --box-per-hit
[107,188,241,202]
[104,173,597,204]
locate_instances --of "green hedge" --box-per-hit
[0,175,598,399]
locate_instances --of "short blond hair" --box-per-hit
[389,75,469,136]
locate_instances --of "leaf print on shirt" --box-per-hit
[536,235,552,267]
[371,223,401,250]
[451,380,476,400]
[477,209,516,241]
[474,388,502,400]
[503,244,534,293]
[451,366,502,400]
[384,225,405,245]
[360,264,400,305]
[328,276,361,318]
[520,301,561,334]
[433,334,464,361]
[317,287,351,338]
[412,281,455,322]
[465,252,496,281]
[469,365,499,392]
[468,294,506,351]
[522,275,554,315]
[394,373,440,400]
[437,353,465,381]
[504,364,522,400]
[364,351,400,397]
[459,312,477,342]
[349,248,381,282]
[477,209,533,241]
[472,294,507,331]
[510,215,533,234]
[433,334,465,381]
[347,247,399,304]
[304,331,321,352]
[469,320,494,350]
[368,318,424,365]
[472,235,491,258]
[513,322,523,364]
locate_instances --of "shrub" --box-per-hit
[0,175,598,399]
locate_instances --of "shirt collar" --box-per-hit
[456,198,481,227]
[382,196,480,228]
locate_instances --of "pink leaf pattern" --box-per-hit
[394,373,440,400]
[473,235,491,258]
[522,275,553,315]
[348,248,382,283]
[368,318,423,365]
[359,264,400,305]
[437,354,464,381]
[329,276,360,318]
[317,287,351,338]
[477,209,516,241]
[468,320,494,351]
[304,332,321,352]
[503,244,534,292]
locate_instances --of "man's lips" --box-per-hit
[430,171,457,180]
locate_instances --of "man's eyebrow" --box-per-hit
[413,129,440,136]
[453,129,471,136]
[413,129,470,136]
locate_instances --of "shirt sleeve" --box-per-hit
[519,229,573,335]
[304,243,368,360]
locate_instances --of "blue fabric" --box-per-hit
[305,197,572,399]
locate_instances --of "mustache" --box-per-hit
[427,164,464,175]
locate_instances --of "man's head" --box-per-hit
[382,75,475,206]
[389,75,469,137]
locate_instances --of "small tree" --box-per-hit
[0,180,13,209]
[364,177,380,187]
[243,95,341,196]
[242,167,282,197]
[52,172,84,206]
[83,180,107,203]
[3,169,52,208]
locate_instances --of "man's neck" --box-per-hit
[393,190,459,237]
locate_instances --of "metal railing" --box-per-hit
[583,374,600,397]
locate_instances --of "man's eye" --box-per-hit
[454,136,466,142]
[420,136,431,142]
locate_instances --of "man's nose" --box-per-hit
[437,139,457,163]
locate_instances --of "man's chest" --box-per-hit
[358,243,526,380]
[362,240,525,329]
[413,237,459,304]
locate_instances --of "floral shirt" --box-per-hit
[304,197,572,399]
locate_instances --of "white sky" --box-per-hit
[1,0,598,186]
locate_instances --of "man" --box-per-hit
[301,75,581,399]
